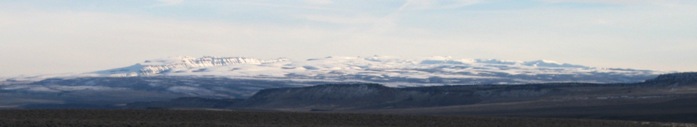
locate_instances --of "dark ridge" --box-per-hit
[238,72,697,112]
[238,83,409,109]
[645,72,697,84]
[240,83,486,109]
[21,103,118,109]
[126,97,244,109]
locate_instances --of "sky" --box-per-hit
[1,0,696,76]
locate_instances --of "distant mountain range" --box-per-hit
[1,56,694,123]
[0,56,668,108]
[4,56,662,86]
[88,56,661,85]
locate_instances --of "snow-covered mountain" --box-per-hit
[84,56,659,85]
[0,56,667,108]
[93,56,290,77]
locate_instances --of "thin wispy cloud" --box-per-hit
[304,0,333,5]
[302,14,379,25]
[366,0,483,35]
[538,0,690,6]
[156,0,184,6]
[229,1,347,12]
[402,0,481,10]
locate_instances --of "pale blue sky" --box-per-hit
[1,0,696,76]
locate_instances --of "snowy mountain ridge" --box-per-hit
[94,56,290,77]
[83,56,660,85]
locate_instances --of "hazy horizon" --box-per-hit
[2,0,696,76]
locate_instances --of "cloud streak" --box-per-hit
[156,0,184,6]
[538,0,693,6]
[402,0,481,10]
[304,0,333,5]
[302,14,379,25]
